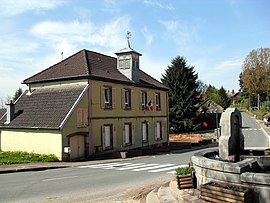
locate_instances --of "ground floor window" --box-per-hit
[103,124,113,150]
[124,123,132,146]
[142,122,148,142]
[156,121,162,140]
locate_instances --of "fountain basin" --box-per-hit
[192,149,270,203]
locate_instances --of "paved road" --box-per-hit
[241,112,269,150]
[0,147,214,203]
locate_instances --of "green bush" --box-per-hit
[0,151,58,165]
[175,167,194,175]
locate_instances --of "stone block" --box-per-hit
[219,108,244,161]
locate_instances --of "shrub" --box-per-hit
[0,151,58,165]
[175,167,194,176]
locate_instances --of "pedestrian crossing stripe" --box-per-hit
[242,128,261,131]
[78,162,189,174]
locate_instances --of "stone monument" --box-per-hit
[219,108,244,162]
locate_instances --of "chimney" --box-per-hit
[5,100,15,124]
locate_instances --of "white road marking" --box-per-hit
[116,163,147,170]
[42,176,78,182]
[78,162,188,174]
[78,162,132,169]
[132,164,174,172]
[150,164,189,173]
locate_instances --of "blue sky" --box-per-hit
[0,0,269,101]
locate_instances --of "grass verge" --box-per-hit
[0,151,58,165]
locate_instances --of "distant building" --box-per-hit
[0,39,169,160]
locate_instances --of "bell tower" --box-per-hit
[115,31,142,82]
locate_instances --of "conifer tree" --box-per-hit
[161,56,200,133]
[13,87,23,101]
[218,86,231,109]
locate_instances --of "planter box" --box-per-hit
[176,171,196,189]
[200,182,253,203]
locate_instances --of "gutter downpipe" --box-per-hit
[88,79,94,156]
[166,91,170,147]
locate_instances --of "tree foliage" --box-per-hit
[13,87,23,102]
[242,48,270,95]
[161,56,200,133]
[206,85,231,109]
[218,86,231,109]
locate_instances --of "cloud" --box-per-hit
[143,0,174,10]
[0,0,66,17]
[141,27,154,46]
[215,57,243,72]
[158,19,203,52]
[31,16,131,52]
[193,57,243,91]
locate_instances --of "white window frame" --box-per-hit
[141,91,147,110]
[124,89,131,109]
[104,87,112,108]
[155,93,161,110]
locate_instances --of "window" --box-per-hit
[103,125,113,150]
[156,121,162,140]
[77,108,88,127]
[123,88,131,109]
[104,87,112,108]
[142,122,148,142]
[141,91,147,110]
[101,86,115,109]
[155,93,161,110]
[124,123,132,146]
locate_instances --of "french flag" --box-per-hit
[146,100,154,111]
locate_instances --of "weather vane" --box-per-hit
[126,31,131,48]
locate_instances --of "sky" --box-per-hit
[0,0,269,101]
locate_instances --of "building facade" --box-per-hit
[0,41,169,160]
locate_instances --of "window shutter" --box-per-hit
[102,126,105,150]
[100,86,105,109]
[132,124,135,145]
[77,108,82,127]
[121,89,125,110]
[154,122,157,141]
[161,122,165,140]
[131,90,134,110]
[112,88,116,109]
[83,109,88,126]
[153,93,156,110]
[122,125,126,146]
[113,126,116,148]
[139,91,143,110]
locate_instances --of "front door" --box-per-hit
[70,135,85,160]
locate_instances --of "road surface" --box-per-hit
[241,112,269,150]
[0,147,212,203]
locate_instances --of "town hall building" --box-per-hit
[0,37,169,160]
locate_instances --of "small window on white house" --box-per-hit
[155,93,161,110]
[142,122,148,142]
[156,121,162,140]
[124,123,132,146]
[141,91,147,110]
